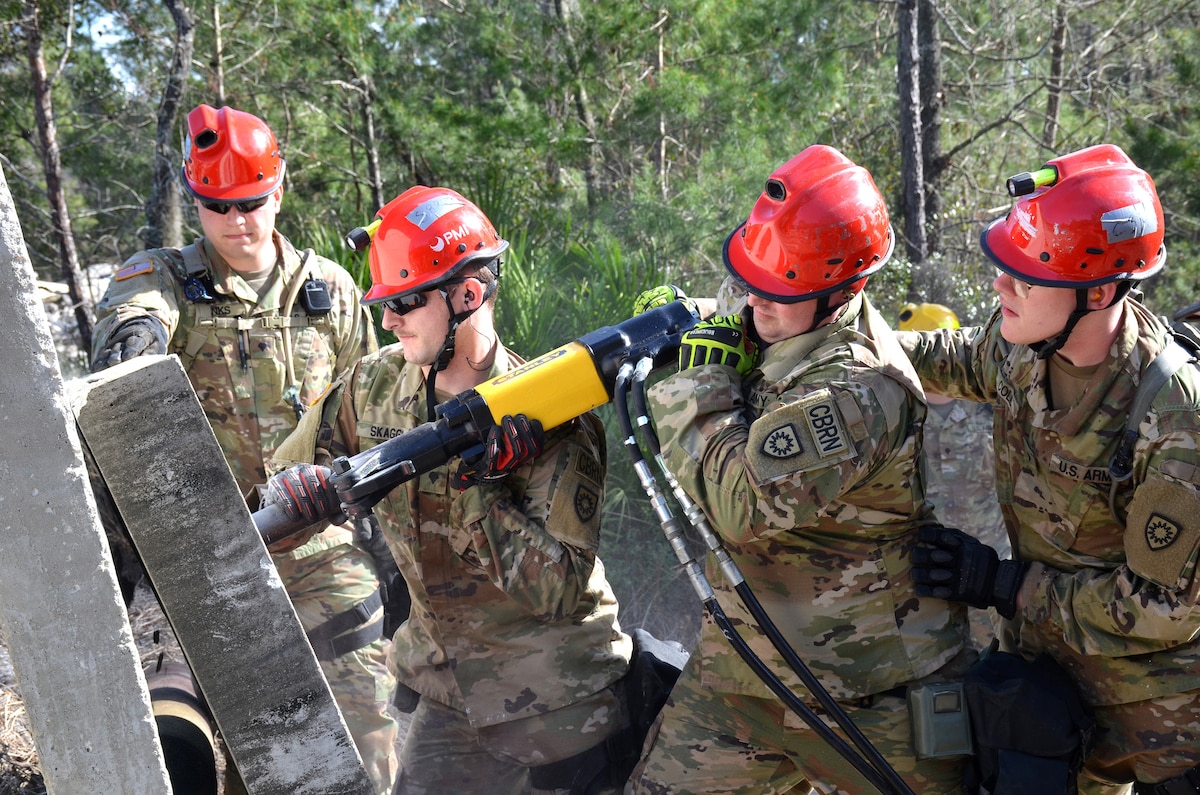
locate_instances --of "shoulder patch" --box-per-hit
[1126,471,1200,601]
[746,388,857,484]
[114,261,155,281]
[546,440,604,552]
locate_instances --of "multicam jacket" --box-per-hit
[900,299,1200,706]
[924,399,1010,555]
[91,234,375,498]
[648,292,967,701]
[289,343,632,729]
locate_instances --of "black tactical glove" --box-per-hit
[454,414,545,487]
[90,317,169,372]
[912,525,1028,620]
[678,315,759,376]
[264,464,344,526]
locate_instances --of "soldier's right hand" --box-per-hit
[633,284,700,318]
[90,317,169,372]
[265,464,344,526]
[678,315,759,376]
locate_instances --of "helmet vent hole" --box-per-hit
[399,269,409,278]
[855,258,864,268]
[457,243,467,253]
[765,179,787,201]
[1039,252,1050,262]
[202,177,210,184]
[256,172,264,181]
[1079,263,1089,270]
[195,130,219,150]
[1137,259,1146,269]
[1085,247,1103,255]
[785,270,796,279]
[826,258,843,265]
[1114,258,1125,269]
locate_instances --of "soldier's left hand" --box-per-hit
[454,414,544,487]
[633,284,700,318]
[912,525,1028,619]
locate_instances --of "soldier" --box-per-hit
[897,302,1009,649]
[629,145,972,795]
[900,144,1200,793]
[90,104,399,794]
[267,185,634,795]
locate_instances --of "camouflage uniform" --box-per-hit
[923,398,1010,649]
[91,233,399,794]
[632,292,971,795]
[276,341,634,795]
[900,299,1200,791]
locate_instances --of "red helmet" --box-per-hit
[981,144,1165,287]
[362,186,509,305]
[723,145,894,303]
[181,104,285,202]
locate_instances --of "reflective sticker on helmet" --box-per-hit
[406,194,465,230]
[1102,199,1158,244]
[114,261,154,281]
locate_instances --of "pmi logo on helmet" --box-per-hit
[1101,199,1158,244]
[429,224,470,253]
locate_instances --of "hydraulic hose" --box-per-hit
[614,361,901,795]
[628,360,916,795]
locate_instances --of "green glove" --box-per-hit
[678,315,758,376]
[633,284,699,318]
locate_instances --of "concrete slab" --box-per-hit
[69,354,373,795]
[0,165,172,794]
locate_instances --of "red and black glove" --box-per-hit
[264,464,343,526]
[912,525,1028,619]
[454,414,544,487]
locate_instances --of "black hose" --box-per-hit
[614,362,898,795]
[628,359,916,795]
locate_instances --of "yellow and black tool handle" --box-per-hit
[253,301,697,544]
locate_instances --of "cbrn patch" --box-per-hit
[746,388,858,484]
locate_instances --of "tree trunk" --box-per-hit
[23,0,93,350]
[554,0,600,218]
[918,0,944,258]
[897,0,927,288]
[360,75,385,213]
[211,0,226,107]
[144,0,195,249]
[1043,4,1067,150]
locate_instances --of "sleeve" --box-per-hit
[1019,437,1200,656]
[446,414,607,621]
[897,309,1005,403]
[646,363,915,543]
[319,260,378,372]
[91,251,184,358]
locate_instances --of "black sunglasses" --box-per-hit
[381,292,429,316]
[380,279,467,316]
[199,196,270,215]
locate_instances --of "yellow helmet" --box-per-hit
[898,302,959,332]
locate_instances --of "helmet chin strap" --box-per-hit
[1030,282,1130,360]
[424,278,499,418]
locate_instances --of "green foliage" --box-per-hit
[6,0,1200,641]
